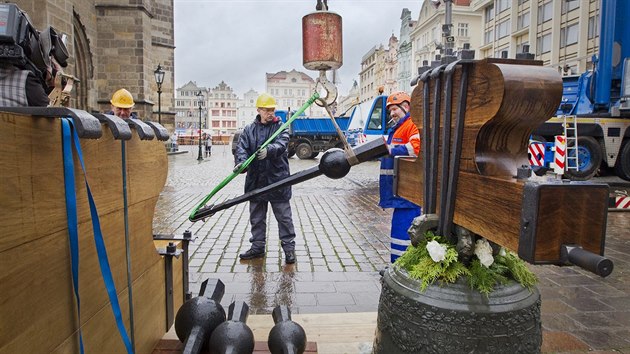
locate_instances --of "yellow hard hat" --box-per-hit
[256,93,276,108]
[110,88,135,108]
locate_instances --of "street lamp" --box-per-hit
[154,64,165,124]
[196,90,204,161]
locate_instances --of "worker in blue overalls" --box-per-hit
[379,91,422,263]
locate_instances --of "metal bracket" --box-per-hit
[156,242,182,331]
[144,121,170,141]
[0,106,102,139]
[92,113,132,140]
[127,118,155,140]
[154,230,195,301]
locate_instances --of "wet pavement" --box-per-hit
[154,144,630,352]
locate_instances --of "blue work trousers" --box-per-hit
[390,207,422,263]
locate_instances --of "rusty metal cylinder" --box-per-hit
[302,11,343,71]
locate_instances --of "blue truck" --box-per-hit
[274,109,353,159]
[530,0,630,181]
[233,96,391,160]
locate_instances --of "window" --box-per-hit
[497,0,511,13]
[560,23,579,47]
[537,33,552,54]
[517,11,530,30]
[484,29,494,45]
[561,0,579,14]
[367,101,383,129]
[458,23,469,37]
[588,15,599,39]
[495,20,511,39]
[485,5,494,23]
[516,42,530,54]
[538,2,553,24]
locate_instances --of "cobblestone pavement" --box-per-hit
[154,144,630,352]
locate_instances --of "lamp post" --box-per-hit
[153,64,165,124]
[196,91,204,161]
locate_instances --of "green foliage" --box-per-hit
[394,231,537,295]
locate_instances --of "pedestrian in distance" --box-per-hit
[109,88,137,119]
[233,93,297,264]
[204,134,212,157]
[380,91,422,263]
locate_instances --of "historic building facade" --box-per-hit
[359,36,398,104]
[411,0,482,81]
[238,89,259,129]
[208,81,240,137]
[173,81,207,131]
[14,0,175,127]
[266,69,324,117]
[397,8,415,93]
[471,0,600,76]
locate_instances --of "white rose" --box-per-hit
[474,239,494,267]
[426,240,447,263]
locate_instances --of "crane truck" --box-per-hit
[530,0,630,181]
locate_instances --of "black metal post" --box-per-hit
[154,64,165,125]
[197,91,204,161]
[157,89,162,125]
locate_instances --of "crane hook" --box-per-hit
[314,70,337,107]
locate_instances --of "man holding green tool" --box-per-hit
[234,93,297,264]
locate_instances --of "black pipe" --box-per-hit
[561,245,614,277]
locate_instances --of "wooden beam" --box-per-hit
[396,59,608,264]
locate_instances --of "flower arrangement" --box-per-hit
[395,231,537,295]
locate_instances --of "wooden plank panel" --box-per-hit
[533,185,608,261]
[0,113,67,252]
[0,111,176,354]
[51,259,177,354]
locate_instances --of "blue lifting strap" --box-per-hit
[61,118,134,354]
[61,118,84,354]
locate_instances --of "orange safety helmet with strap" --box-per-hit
[386,91,411,110]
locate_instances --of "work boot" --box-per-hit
[239,248,265,260]
[285,250,296,264]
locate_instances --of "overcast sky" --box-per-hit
[174,0,423,98]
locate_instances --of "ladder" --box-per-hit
[563,115,579,171]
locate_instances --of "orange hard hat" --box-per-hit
[386,91,411,109]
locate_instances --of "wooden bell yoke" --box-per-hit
[395,58,613,277]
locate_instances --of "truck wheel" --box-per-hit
[564,136,602,180]
[296,143,313,160]
[288,148,296,158]
[310,151,319,159]
[614,139,630,181]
